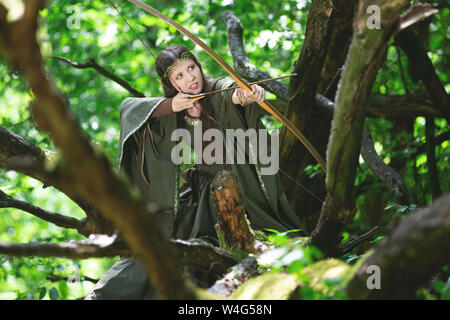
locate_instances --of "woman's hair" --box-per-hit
[155,45,215,129]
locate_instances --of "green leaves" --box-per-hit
[49,287,59,300]
[264,228,303,246]
[258,229,322,279]
[433,276,450,300]
[38,287,47,300]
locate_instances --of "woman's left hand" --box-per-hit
[233,84,265,106]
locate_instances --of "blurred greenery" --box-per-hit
[0,0,448,299]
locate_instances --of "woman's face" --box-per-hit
[168,58,203,94]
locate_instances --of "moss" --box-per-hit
[231,273,300,300]
[300,259,349,295]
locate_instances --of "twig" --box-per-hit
[49,56,145,97]
[338,226,380,256]
[0,189,83,230]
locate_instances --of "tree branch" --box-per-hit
[221,11,290,101]
[361,131,414,205]
[0,238,237,279]
[0,189,83,231]
[0,240,128,259]
[346,194,450,299]
[220,9,441,121]
[337,226,380,256]
[49,56,145,98]
[171,239,238,278]
[0,126,54,186]
[366,93,440,118]
[208,256,259,297]
[0,126,115,236]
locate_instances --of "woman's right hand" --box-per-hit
[172,93,202,118]
[172,93,195,112]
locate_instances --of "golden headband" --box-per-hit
[162,51,193,79]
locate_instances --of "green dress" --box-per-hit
[85,77,303,299]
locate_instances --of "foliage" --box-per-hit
[255,229,368,300]
[0,0,448,299]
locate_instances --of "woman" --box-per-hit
[85,45,303,299]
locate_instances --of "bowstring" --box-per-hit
[105,0,324,204]
[106,0,157,60]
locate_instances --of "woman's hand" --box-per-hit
[232,84,265,106]
[172,93,202,117]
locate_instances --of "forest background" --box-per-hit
[0,0,448,300]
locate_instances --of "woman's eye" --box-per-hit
[176,74,182,79]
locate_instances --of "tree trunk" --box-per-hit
[279,0,334,232]
[211,170,259,256]
[310,0,410,255]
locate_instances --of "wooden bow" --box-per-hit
[126,0,326,173]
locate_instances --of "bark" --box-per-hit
[208,256,259,297]
[0,1,195,300]
[0,126,54,186]
[278,1,333,229]
[317,0,358,95]
[0,239,128,259]
[337,226,379,256]
[361,131,413,205]
[362,189,387,228]
[0,238,238,278]
[366,93,440,118]
[310,0,411,255]
[222,10,290,101]
[346,194,450,299]
[171,239,238,278]
[211,170,260,256]
[0,189,83,231]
